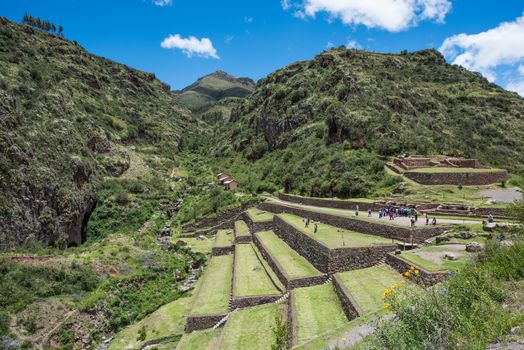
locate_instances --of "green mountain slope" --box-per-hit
[207,47,524,197]
[0,17,195,248]
[174,70,255,119]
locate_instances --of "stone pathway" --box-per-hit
[480,188,523,203]
[326,314,394,349]
[265,196,487,227]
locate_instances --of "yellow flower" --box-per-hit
[384,303,390,309]
[414,270,420,276]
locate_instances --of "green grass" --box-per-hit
[246,207,274,222]
[234,220,250,237]
[179,237,213,255]
[336,265,406,314]
[409,167,506,174]
[234,244,281,297]
[278,213,396,248]
[251,244,286,292]
[399,245,476,272]
[280,193,376,203]
[218,304,283,350]
[255,231,321,279]
[214,229,234,248]
[108,295,191,350]
[293,283,349,345]
[190,255,233,315]
[176,328,222,350]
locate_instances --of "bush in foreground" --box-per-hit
[356,237,524,350]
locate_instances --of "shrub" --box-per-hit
[363,238,524,350]
[271,315,291,350]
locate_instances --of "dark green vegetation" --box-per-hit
[0,260,97,312]
[204,47,524,197]
[174,70,255,120]
[0,17,199,248]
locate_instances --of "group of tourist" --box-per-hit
[354,205,438,227]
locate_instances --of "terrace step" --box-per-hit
[213,308,239,329]
[274,292,290,304]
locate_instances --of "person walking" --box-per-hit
[368,209,372,217]
[303,218,307,228]
[425,213,429,225]
[355,205,359,216]
[314,223,318,233]
[410,217,415,227]
[432,217,437,225]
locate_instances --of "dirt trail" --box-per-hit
[264,196,486,227]
[10,310,77,350]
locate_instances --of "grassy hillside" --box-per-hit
[0,17,200,248]
[174,70,255,120]
[205,47,524,198]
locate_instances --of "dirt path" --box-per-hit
[265,196,486,227]
[10,310,77,350]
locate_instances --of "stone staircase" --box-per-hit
[213,308,239,330]
[275,292,290,304]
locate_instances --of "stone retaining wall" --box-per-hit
[278,193,380,211]
[288,292,298,347]
[185,314,227,332]
[211,245,234,256]
[273,216,396,273]
[405,170,508,186]
[231,244,281,309]
[242,212,274,233]
[182,200,258,231]
[329,245,397,273]
[231,295,281,309]
[252,232,328,290]
[234,235,252,244]
[332,275,363,320]
[386,253,449,287]
[258,203,447,244]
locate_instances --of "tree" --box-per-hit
[58,25,63,36]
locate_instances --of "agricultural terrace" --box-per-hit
[292,283,349,345]
[214,229,234,248]
[278,213,397,248]
[246,207,274,222]
[176,328,221,350]
[189,255,233,315]
[336,265,406,314]
[180,237,213,255]
[234,244,281,297]
[409,167,506,173]
[219,304,284,350]
[255,231,322,279]
[234,220,250,237]
[109,296,191,350]
[398,244,478,272]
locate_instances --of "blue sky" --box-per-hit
[2,1,524,94]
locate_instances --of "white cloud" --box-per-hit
[440,14,524,82]
[153,0,172,7]
[282,0,452,32]
[346,39,362,49]
[161,34,219,59]
[507,79,524,96]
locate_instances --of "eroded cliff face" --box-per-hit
[0,18,193,248]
